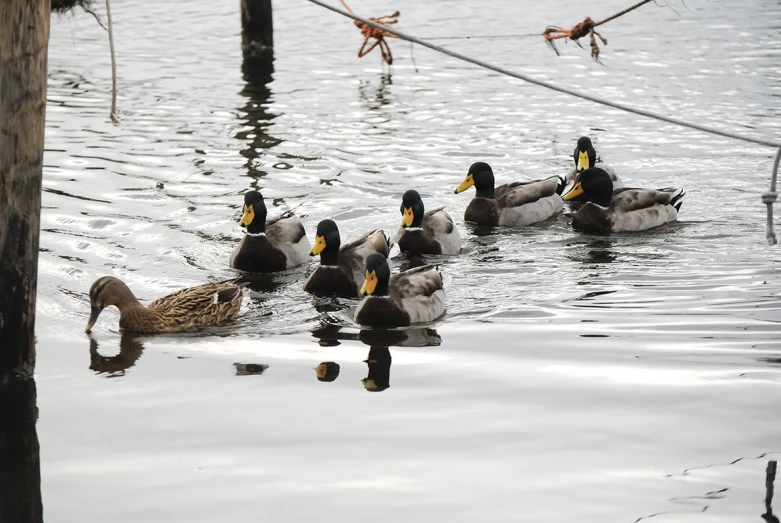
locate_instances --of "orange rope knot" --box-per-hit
[339,0,400,65]
[544,16,608,62]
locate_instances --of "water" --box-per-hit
[36,0,781,521]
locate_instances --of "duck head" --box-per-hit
[563,167,614,207]
[574,136,597,172]
[86,276,140,333]
[455,162,496,198]
[360,253,391,297]
[400,189,425,228]
[310,219,341,265]
[239,191,268,234]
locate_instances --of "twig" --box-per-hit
[106,0,118,124]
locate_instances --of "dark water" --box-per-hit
[37,0,780,521]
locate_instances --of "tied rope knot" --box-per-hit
[762,191,778,205]
[544,16,608,62]
[340,0,400,65]
[566,16,596,40]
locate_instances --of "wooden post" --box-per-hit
[0,1,49,383]
[0,1,48,519]
[241,0,274,62]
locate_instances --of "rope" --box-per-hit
[304,0,781,245]
[105,0,118,124]
[595,0,654,27]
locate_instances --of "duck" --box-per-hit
[85,276,245,334]
[563,167,685,234]
[229,191,310,273]
[565,136,624,202]
[454,162,565,227]
[394,189,461,255]
[302,219,393,298]
[354,253,445,327]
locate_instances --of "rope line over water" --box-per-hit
[304,0,780,245]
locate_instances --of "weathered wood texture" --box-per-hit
[240,0,273,60]
[0,0,49,383]
[0,379,43,523]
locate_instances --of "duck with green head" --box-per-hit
[394,189,461,255]
[230,190,310,273]
[302,219,393,298]
[354,253,445,327]
[565,136,624,202]
[563,167,684,234]
[454,162,565,227]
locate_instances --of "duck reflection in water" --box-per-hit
[315,362,341,382]
[89,333,145,377]
[567,238,617,265]
[309,324,441,391]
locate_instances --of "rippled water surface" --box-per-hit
[38,0,780,521]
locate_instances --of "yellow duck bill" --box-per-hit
[454,174,474,194]
[309,235,326,256]
[563,182,585,201]
[239,204,255,226]
[577,150,590,172]
[401,207,414,227]
[360,271,378,295]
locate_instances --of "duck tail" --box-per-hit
[556,175,567,196]
[212,284,246,304]
[670,189,686,212]
[385,233,401,259]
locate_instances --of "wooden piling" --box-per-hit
[241,0,274,62]
[0,2,48,518]
[0,0,49,382]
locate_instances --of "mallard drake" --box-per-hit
[563,167,685,234]
[454,162,565,227]
[354,253,445,327]
[302,219,392,298]
[85,276,245,334]
[394,190,461,255]
[230,191,310,273]
[565,136,624,202]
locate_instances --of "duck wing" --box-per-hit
[496,176,562,208]
[389,265,443,300]
[265,213,310,267]
[339,230,391,290]
[611,187,681,213]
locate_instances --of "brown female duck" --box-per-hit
[86,276,245,334]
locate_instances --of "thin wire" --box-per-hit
[305,0,781,244]
[106,0,118,124]
[425,33,541,40]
